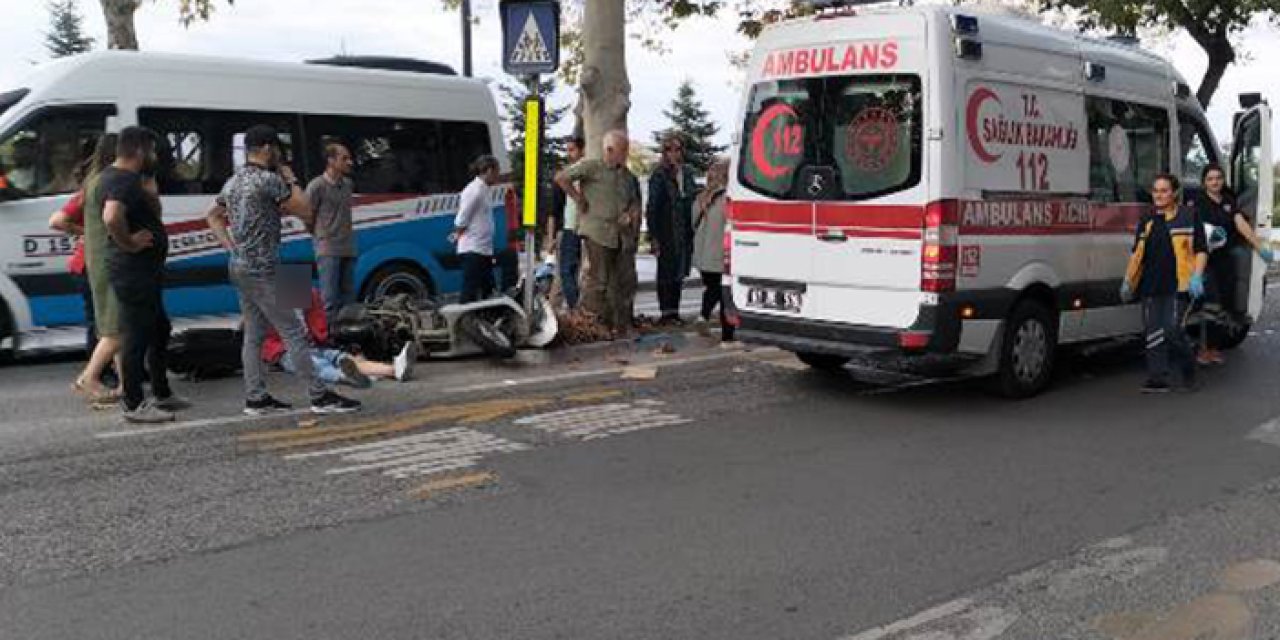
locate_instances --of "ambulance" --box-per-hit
[726,2,1273,396]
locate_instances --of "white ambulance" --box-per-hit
[727,3,1274,396]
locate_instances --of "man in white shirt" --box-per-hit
[452,155,501,303]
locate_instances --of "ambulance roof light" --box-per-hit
[952,14,979,35]
[1240,93,1263,109]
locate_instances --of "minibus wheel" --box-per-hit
[796,351,850,373]
[362,262,433,305]
[994,299,1057,398]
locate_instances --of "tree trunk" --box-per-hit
[578,0,629,160]
[100,0,141,50]
[1195,38,1235,110]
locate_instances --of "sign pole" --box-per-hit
[522,75,544,315]
[499,0,559,316]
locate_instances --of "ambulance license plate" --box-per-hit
[745,285,805,313]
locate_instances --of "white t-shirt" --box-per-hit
[454,177,494,256]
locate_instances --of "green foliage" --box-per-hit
[1039,0,1280,106]
[45,0,95,57]
[176,0,234,27]
[652,80,727,175]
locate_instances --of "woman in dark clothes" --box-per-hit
[1194,164,1274,365]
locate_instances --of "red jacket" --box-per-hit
[62,191,87,275]
[262,289,328,364]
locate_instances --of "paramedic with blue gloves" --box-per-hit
[1121,173,1209,394]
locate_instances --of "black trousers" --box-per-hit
[114,276,172,411]
[459,252,495,304]
[700,271,735,341]
[657,245,689,318]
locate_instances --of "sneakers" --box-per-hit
[394,341,419,382]
[311,391,362,415]
[245,395,294,416]
[338,355,373,389]
[1140,380,1171,394]
[122,399,176,424]
[154,394,192,412]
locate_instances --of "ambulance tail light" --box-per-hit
[921,200,959,293]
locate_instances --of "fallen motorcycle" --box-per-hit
[331,264,558,360]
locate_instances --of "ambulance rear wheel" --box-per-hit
[797,352,850,373]
[994,300,1057,398]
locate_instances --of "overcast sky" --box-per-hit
[2,0,1277,151]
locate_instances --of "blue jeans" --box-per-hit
[317,256,357,331]
[282,347,346,385]
[558,229,582,309]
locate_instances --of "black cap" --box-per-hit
[244,125,281,150]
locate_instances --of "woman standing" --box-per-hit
[1194,164,1274,365]
[692,157,734,343]
[72,133,123,403]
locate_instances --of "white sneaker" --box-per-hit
[122,399,176,424]
[394,341,419,382]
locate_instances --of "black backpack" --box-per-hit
[168,328,243,381]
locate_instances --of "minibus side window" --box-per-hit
[0,105,113,201]
[140,108,299,196]
[1085,97,1169,204]
[305,116,491,194]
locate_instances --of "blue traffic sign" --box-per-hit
[500,0,560,76]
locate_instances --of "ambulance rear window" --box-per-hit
[739,74,921,201]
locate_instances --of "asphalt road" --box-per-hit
[5,291,1280,639]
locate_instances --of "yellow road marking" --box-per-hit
[563,389,625,403]
[240,388,631,454]
[240,398,553,452]
[410,470,498,500]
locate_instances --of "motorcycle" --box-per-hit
[332,262,558,360]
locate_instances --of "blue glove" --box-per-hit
[1119,281,1134,303]
[1261,247,1275,264]
[1189,273,1205,299]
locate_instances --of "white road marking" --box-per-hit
[1246,417,1280,447]
[96,349,772,440]
[844,599,975,640]
[96,409,310,439]
[285,426,530,479]
[516,401,692,440]
[838,538,1168,640]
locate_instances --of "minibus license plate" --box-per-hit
[746,286,804,313]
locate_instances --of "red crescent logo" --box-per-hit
[965,87,1002,164]
[751,103,799,180]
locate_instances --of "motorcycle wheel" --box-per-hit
[460,314,518,359]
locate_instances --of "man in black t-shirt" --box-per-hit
[102,126,189,423]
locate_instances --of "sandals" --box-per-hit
[73,379,122,405]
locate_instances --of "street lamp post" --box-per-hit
[461,0,473,77]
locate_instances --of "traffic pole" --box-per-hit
[522,74,543,315]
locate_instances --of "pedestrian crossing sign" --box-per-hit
[500,0,560,75]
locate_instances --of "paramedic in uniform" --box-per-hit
[1193,164,1275,366]
[1121,174,1208,394]
[554,130,639,335]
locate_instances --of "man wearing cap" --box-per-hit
[207,125,361,416]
